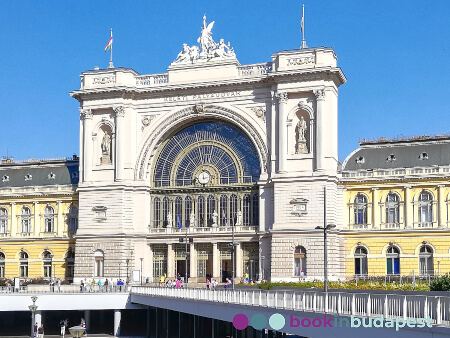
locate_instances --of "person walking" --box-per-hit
[33,322,38,337]
[60,319,67,337]
[37,324,44,338]
[81,318,86,336]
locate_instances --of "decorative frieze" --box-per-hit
[287,56,315,66]
[92,76,115,85]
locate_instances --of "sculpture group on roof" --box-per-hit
[173,15,236,65]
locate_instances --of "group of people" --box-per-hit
[79,278,125,292]
[205,278,219,290]
[159,273,185,288]
[33,318,86,337]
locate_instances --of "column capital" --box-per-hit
[79,108,93,120]
[314,89,326,100]
[275,92,288,103]
[437,184,446,189]
[113,106,125,117]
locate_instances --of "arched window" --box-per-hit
[230,194,237,226]
[162,197,170,227]
[419,245,434,276]
[385,194,399,226]
[220,195,228,226]
[0,252,5,278]
[354,247,368,275]
[44,206,55,233]
[65,249,75,279]
[294,246,307,276]
[243,194,251,226]
[207,195,215,226]
[21,207,31,233]
[184,196,192,227]
[386,246,400,275]
[175,196,183,227]
[252,194,259,226]
[19,251,28,277]
[94,250,104,277]
[68,206,78,234]
[418,192,433,227]
[0,208,8,234]
[197,196,205,227]
[42,251,53,278]
[353,195,368,225]
[153,197,161,228]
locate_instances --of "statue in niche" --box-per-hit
[295,116,308,154]
[189,210,195,227]
[212,209,218,227]
[235,210,242,226]
[166,211,173,228]
[101,131,112,164]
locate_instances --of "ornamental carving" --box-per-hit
[194,104,205,114]
[113,106,125,117]
[314,89,325,100]
[287,56,315,66]
[275,92,288,103]
[92,76,115,85]
[141,115,156,131]
[79,108,93,120]
[251,107,266,122]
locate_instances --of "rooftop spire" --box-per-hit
[300,4,308,49]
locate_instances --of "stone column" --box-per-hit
[372,188,379,229]
[114,106,125,181]
[275,92,288,172]
[404,186,413,228]
[80,109,93,182]
[84,310,91,331]
[114,309,121,336]
[235,243,243,279]
[148,245,153,282]
[167,244,175,278]
[212,242,219,279]
[314,89,325,171]
[190,243,197,279]
[33,202,39,235]
[57,200,62,235]
[438,185,446,228]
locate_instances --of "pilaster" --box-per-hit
[212,242,219,279]
[314,89,325,171]
[235,243,243,279]
[276,92,288,172]
[438,185,446,228]
[167,244,175,278]
[190,243,197,278]
[114,106,125,181]
[80,108,93,182]
[404,186,413,228]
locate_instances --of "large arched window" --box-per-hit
[294,246,307,276]
[243,194,251,226]
[42,251,53,278]
[65,249,75,279]
[19,251,28,277]
[162,197,170,227]
[386,246,400,275]
[68,205,78,234]
[419,245,434,276]
[153,198,161,228]
[0,252,5,278]
[353,195,368,225]
[354,247,368,275]
[385,193,399,226]
[0,208,8,234]
[184,196,193,227]
[94,250,104,277]
[220,195,228,226]
[252,194,259,226]
[44,206,55,233]
[21,207,31,234]
[175,196,183,227]
[418,192,433,227]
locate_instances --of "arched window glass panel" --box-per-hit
[252,194,259,226]
[153,122,261,187]
[68,206,78,234]
[294,246,307,276]
[0,252,5,278]
[153,198,161,228]
[197,196,205,227]
[19,251,28,277]
[418,192,433,227]
[175,197,183,227]
[65,249,75,280]
[220,195,228,226]
[94,250,104,277]
[230,194,237,226]
[21,207,31,234]
[184,196,192,227]
[43,251,52,278]
[354,247,368,275]
[419,245,434,276]
[385,194,399,225]
[207,195,215,226]
[0,208,8,234]
[162,197,170,227]
[353,195,367,225]
[243,194,251,226]
[44,206,55,233]
[386,246,400,275]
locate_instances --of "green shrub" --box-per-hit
[430,274,450,291]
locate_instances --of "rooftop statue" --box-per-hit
[172,15,236,65]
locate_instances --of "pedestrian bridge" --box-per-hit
[130,286,450,338]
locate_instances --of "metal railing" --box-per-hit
[131,286,450,326]
[0,284,130,293]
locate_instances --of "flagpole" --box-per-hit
[301,4,308,49]
[108,28,114,69]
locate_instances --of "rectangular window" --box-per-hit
[20,263,28,277]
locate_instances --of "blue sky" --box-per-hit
[0,0,448,162]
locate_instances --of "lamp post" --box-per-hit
[140,258,144,286]
[316,224,336,292]
[179,228,192,284]
[118,262,121,279]
[261,256,265,281]
[126,259,130,284]
[49,254,54,281]
[28,296,38,338]
[227,219,236,290]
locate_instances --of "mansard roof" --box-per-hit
[342,136,450,171]
[0,157,79,187]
